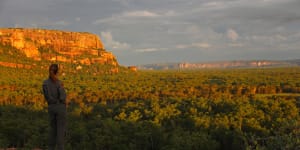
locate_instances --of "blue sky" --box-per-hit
[0,0,300,65]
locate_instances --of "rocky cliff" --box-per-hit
[0,28,118,66]
[178,61,291,69]
[138,60,298,70]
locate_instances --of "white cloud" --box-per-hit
[192,42,211,48]
[227,29,239,41]
[176,42,212,49]
[93,10,176,25]
[22,19,70,27]
[100,31,130,50]
[228,43,244,47]
[75,17,81,22]
[164,10,177,17]
[274,34,287,41]
[52,20,69,26]
[250,34,287,43]
[111,0,131,6]
[291,31,300,38]
[176,44,188,49]
[135,48,167,52]
[93,17,116,24]
[93,10,159,24]
[202,1,227,9]
[123,11,159,17]
[185,25,201,34]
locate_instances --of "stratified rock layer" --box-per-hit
[0,28,118,66]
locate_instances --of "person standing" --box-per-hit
[42,64,67,150]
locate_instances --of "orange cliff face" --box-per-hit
[0,28,118,66]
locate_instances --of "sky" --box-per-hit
[0,0,300,66]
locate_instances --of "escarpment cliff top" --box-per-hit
[138,60,300,70]
[0,28,118,67]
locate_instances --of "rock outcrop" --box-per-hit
[0,61,33,69]
[138,60,297,70]
[0,28,118,66]
[178,61,289,69]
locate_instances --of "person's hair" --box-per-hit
[49,64,59,75]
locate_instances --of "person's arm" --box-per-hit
[42,81,56,103]
[58,81,66,103]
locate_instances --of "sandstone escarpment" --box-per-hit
[138,60,295,70]
[0,28,118,66]
[178,61,288,69]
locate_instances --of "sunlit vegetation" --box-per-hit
[0,65,300,149]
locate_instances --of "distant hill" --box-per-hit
[286,59,300,65]
[137,60,300,70]
[0,28,122,73]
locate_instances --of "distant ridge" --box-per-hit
[137,60,300,70]
[0,28,118,66]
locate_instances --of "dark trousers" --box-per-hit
[48,104,66,150]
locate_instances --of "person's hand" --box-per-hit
[60,82,64,88]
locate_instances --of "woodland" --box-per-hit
[0,62,300,149]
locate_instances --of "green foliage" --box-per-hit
[0,43,30,63]
[38,46,58,54]
[0,67,300,149]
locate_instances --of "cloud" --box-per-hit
[192,43,212,48]
[93,10,159,24]
[248,34,288,46]
[217,0,300,26]
[12,19,70,28]
[202,1,227,9]
[164,10,177,17]
[0,1,4,13]
[176,42,212,49]
[291,31,300,38]
[75,17,81,22]
[93,10,176,25]
[228,43,244,47]
[52,20,70,26]
[100,31,130,50]
[1,0,300,65]
[123,11,159,17]
[135,48,168,52]
[185,25,201,34]
[227,29,239,42]
[176,44,188,49]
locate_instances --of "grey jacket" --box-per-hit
[42,78,66,105]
